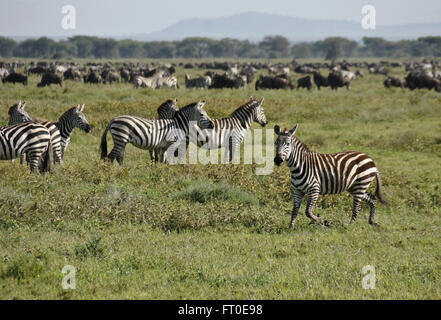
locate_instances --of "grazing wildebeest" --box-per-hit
[297,76,313,90]
[312,71,329,90]
[384,76,405,88]
[102,70,120,84]
[328,71,352,90]
[209,73,246,89]
[405,71,441,92]
[37,72,63,87]
[2,72,28,86]
[255,74,294,90]
[83,71,102,84]
[63,68,82,81]
[185,74,211,89]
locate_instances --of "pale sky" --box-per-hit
[1,0,441,37]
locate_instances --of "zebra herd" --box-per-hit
[1,98,387,228]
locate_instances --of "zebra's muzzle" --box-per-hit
[274,156,283,166]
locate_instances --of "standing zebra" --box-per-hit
[149,98,179,162]
[8,103,91,161]
[8,101,63,165]
[0,122,52,173]
[274,124,388,228]
[100,101,214,165]
[55,104,91,158]
[194,97,267,163]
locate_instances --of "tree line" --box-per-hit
[0,35,440,59]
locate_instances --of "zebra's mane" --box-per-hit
[230,99,259,117]
[281,128,311,152]
[58,107,77,121]
[8,104,19,115]
[176,102,199,115]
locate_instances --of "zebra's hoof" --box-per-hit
[324,220,332,227]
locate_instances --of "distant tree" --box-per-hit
[291,42,313,58]
[69,36,95,58]
[119,40,145,58]
[176,38,215,58]
[92,38,119,58]
[0,37,16,57]
[259,35,290,58]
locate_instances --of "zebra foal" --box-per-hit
[274,124,388,228]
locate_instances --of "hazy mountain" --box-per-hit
[133,12,441,42]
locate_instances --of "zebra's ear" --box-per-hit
[21,101,26,110]
[80,104,85,112]
[288,124,299,136]
[274,125,281,135]
[198,100,206,110]
[257,97,264,106]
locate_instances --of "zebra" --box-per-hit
[274,124,388,228]
[194,97,267,163]
[0,122,53,173]
[100,101,214,165]
[8,101,63,165]
[8,102,90,161]
[149,98,179,162]
[55,104,91,158]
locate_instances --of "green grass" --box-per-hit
[0,60,440,299]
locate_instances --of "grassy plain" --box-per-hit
[0,60,440,299]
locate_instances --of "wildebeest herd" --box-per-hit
[1,59,440,92]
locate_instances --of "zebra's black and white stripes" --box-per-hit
[274,124,388,228]
[8,103,91,162]
[54,104,91,158]
[195,97,267,162]
[0,122,52,173]
[8,101,63,164]
[150,98,179,162]
[100,101,214,165]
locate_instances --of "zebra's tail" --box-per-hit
[40,141,53,173]
[100,124,110,159]
[375,171,389,206]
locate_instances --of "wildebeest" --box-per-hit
[209,73,246,89]
[312,72,329,90]
[384,76,405,88]
[405,71,441,92]
[185,74,211,89]
[63,68,82,81]
[328,71,353,90]
[2,72,28,86]
[297,76,313,90]
[102,70,120,84]
[37,73,63,87]
[255,74,294,90]
[83,71,103,84]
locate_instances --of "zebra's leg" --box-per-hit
[350,195,363,224]
[27,152,39,173]
[305,189,322,224]
[20,152,26,165]
[108,143,126,165]
[362,192,377,225]
[53,142,63,165]
[290,190,304,229]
